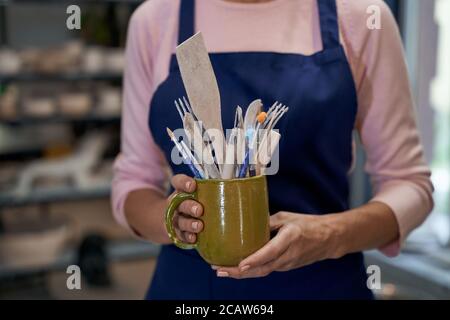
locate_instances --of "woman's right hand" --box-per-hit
[168,174,204,244]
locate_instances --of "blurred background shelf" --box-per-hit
[0,0,133,292]
[0,114,120,126]
[0,240,159,279]
[0,186,111,208]
[0,72,122,84]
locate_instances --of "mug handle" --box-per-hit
[165,192,198,250]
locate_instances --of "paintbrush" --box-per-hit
[166,128,203,179]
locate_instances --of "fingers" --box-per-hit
[214,244,293,279]
[169,174,202,245]
[178,199,203,218]
[172,198,203,243]
[175,228,197,244]
[171,174,196,192]
[215,258,281,279]
[212,227,292,279]
[238,226,291,268]
[174,213,203,234]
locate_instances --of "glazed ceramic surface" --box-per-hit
[165,175,270,266]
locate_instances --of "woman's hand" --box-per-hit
[213,211,342,279]
[168,174,204,244]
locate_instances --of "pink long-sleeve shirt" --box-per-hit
[111,0,434,257]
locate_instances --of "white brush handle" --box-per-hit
[256,130,281,174]
[184,115,220,179]
[222,128,242,179]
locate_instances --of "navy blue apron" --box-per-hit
[147,0,373,299]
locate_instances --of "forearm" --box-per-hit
[124,188,171,244]
[325,201,399,258]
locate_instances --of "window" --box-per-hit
[403,0,450,246]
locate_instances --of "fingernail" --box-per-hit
[192,221,199,230]
[211,265,219,270]
[186,181,192,190]
[189,233,195,241]
[217,271,229,277]
[240,265,250,272]
[191,205,198,216]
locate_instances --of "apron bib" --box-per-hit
[147,0,372,299]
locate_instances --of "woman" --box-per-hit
[112,0,433,299]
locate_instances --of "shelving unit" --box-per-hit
[0,186,111,208]
[0,0,151,286]
[0,114,120,126]
[0,72,122,84]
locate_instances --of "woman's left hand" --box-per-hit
[213,211,343,279]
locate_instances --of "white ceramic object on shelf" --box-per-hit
[96,87,121,116]
[0,85,19,119]
[58,92,93,117]
[0,49,22,74]
[12,131,110,197]
[82,46,104,74]
[103,49,124,73]
[22,97,57,118]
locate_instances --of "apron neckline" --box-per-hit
[178,0,341,50]
[169,46,347,72]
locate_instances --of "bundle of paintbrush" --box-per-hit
[166,98,288,180]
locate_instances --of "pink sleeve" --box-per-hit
[340,0,434,256]
[111,7,170,233]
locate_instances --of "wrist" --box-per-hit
[125,190,171,244]
[321,213,350,259]
[156,197,172,244]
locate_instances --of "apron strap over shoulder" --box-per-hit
[178,0,195,45]
[317,0,340,50]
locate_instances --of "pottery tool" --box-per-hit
[234,106,244,130]
[257,111,267,124]
[178,97,223,175]
[176,32,226,174]
[265,106,289,132]
[183,113,221,179]
[257,130,281,176]
[235,128,245,176]
[247,111,269,176]
[238,99,262,175]
[253,111,268,145]
[238,145,250,178]
[253,102,287,152]
[244,99,262,137]
[180,139,206,178]
[171,93,288,178]
[256,130,281,168]
[166,128,203,179]
[232,106,244,176]
[182,113,203,161]
[222,128,239,179]
[175,98,220,178]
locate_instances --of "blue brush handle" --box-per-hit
[186,162,203,179]
[238,151,250,178]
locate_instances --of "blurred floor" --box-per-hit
[50,258,156,300]
[0,258,156,300]
[0,198,158,300]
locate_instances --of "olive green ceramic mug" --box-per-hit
[165,175,270,266]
